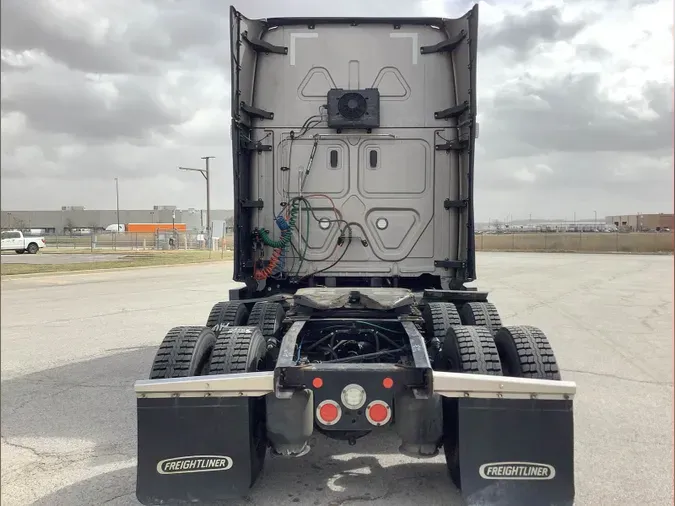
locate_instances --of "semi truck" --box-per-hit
[133,5,576,505]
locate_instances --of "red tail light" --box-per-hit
[316,400,341,426]
[365,400,392,426]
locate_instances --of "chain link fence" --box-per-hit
[475,231,674,254]
[39,231,673,255]
[43,232,235,252]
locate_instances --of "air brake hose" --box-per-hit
[254,200,300,280]
[258,201,299,248]
[255,247,284,280]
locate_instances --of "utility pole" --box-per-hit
[179,156,214,243]
[114,178,120,232]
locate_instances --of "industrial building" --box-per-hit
[0,206,234,235]
[605,213,674,232]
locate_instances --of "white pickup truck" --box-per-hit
[1,230,46,254]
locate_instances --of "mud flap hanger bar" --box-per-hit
[134,371,575,400]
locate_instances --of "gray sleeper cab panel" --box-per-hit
[230,8,478,290]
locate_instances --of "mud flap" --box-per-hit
[136,396,265,505]
[458,398,575,506]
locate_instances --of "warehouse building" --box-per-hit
[0,206,234,235]
[605,213,674,232]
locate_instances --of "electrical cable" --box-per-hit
[294,207,311,277]
[296,224,354,283]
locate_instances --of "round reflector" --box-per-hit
[366,400,392,426]
[341,383,366,410]
[382,377,394,389]
[312,377,323,389]
[316,400,341,426]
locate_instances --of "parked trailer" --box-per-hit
[134,5,576,506]
[125,223,187,234]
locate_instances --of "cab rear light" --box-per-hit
[316,400,341,426]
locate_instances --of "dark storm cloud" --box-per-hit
[482,72,673,156]
[0,0,225,75]
[2,69,186,142]
[127,10,225,63]
[480,6,590,58]
[0,0,147,75]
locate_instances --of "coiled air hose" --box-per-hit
[254,200,299,280]
[258,201,298,249]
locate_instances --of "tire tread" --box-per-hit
[447,325,502,375]
[150,326,212,379]
[209,326,266,375]
[459,302,502,333]
[495,325,561,380]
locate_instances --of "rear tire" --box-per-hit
[247,302,285,368]
[208,326,267,375]
[206,301,249,336]
[247,302,285,340]
[26,243,38,254]
[149,326,216,379]
[422,302,461,365]
[493,325,561,380]
[207,326,268,482]
[440,325,503,490]
[458,302,502,334]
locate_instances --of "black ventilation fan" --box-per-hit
[326,88,380,129]
[338,92,368,120]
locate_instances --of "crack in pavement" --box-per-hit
[562,368,673,386]
[499,281,663,382]
[101,491,135,504]
[1,437,132,462]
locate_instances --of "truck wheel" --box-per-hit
[26,243,39,254]
[458,302,502,334]
[208,326,267,374]
[149,326,217,379]
[247,302,285,340]
[422,302,461,365]
[206,301,249,336]
[247,302,286,368]
[493,325,561,380]
[440,325,503,490]
[207,326,268,477]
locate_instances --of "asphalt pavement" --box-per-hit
[1,252,673,505]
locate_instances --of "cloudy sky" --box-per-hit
[1,0,672,221]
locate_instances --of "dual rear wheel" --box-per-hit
[423,301,562,489]
[149,323,270,479]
